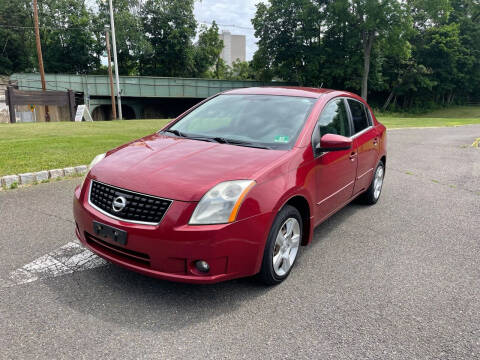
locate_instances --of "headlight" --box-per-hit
[88,153,106,171]
[189,180,256,225]
[82,153,106,187]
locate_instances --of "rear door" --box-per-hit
[312,98,357,222]
[346,99,379,195]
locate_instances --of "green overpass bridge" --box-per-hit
[10,73,291,120]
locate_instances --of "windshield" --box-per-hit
[167,94,317,149]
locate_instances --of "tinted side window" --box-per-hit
[317,99,351,137]
[347,99,369,133]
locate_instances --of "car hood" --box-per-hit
[89,133,289,202]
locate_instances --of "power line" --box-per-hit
[0,24,92,31]
[0,21,255,33]
[199,21,254,31]
[0,15,256,31]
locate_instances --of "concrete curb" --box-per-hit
[1,165,88,190]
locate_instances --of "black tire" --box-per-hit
[358,160,385,205]
[258,205,303,285]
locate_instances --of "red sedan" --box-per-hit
[73,87,387,285]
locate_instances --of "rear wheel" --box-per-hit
[258,205,302,285]
[358,161,385,205]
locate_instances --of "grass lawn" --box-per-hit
[0,119,170,176]
[377,105,480,128]
[377,116,480,128]
[0,105,479,176]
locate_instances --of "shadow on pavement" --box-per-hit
[46,201,360,332]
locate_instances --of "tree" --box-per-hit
[417,23,471,104]
[95,0,147,75]
[252,0,411,100]
[192,22,224,78]
[315,7,364,91]
[140,0,197,76]
[251,46,274,82]
[252,0,322,85]
[230,60,256,80]
[407,0,451,29]
[381,59,436,110]
[2,0,478,111]
[36,0,99,74]
[447,0,480,101]
[325,0,410,100]
[0,0,34,75]
[206,57,230,79]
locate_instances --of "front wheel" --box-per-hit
[358,161,385,205]
[258,205,302,285]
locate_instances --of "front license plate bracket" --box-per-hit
[93,221,128,246]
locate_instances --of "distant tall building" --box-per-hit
[219,31,246,67]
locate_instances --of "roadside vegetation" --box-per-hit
[380,117,480,129]
[377,105,480,128]
[2,1,480,111]
[1,106,479,176]
[0,119,170,176]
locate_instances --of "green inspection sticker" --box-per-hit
[274,135,289,143]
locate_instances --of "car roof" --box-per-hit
[223,86,337,99]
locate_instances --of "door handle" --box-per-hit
[373,137,379,146]
[349,152,357,161]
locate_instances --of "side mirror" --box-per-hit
[316,133,352,153]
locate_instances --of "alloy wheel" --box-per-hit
[373,164,384,200]
[272,217,300,276]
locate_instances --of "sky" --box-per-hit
[193,0,263,60]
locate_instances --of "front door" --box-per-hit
[346,99,379,195]
[313,98,357,224]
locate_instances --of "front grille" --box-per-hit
[89,180,172,225]
[86,232,151,267]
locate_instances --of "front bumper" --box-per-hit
[73,180,272,284]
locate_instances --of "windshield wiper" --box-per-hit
[212,137,272,150]
[164,131,270,148]
[163,129,216,143]
[163,129,186,137]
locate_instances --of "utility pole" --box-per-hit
[105,30,117,120]
[108,0,123,119]
[33,0,49,122]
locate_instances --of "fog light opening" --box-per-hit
[195,260,210,274]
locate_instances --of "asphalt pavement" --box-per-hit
[1,125,479,359]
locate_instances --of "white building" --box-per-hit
[219,31,246,67]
